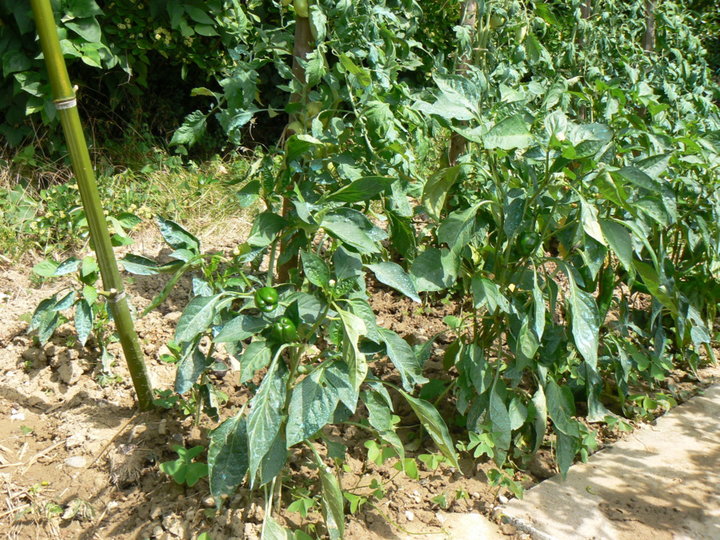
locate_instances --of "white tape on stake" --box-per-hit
[108,291,126,304]
[54,97,77,110]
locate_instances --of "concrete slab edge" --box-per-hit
[494,509,556,540]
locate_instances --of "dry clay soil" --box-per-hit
[0,222,716,540]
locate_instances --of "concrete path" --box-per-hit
[499,383,720,540]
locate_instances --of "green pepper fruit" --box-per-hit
[272,317,298,343]
[254,287,279,313]
[517,231,541,257]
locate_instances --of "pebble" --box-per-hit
[10,408,25,421]
[65,456,87,468]
[57,361,84,385]
[404,510,415,521]
[21,347,46,367]
[202,496,215,508]
[498,494,509,504]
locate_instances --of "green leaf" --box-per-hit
[315,453,345,540]
[208,412,249,502]
[421,166,462,221]
[400,392,460,468]
[568,276,600,369]
[75,300,92,347]
[321,210,383,253]
[55,258,82,276]
[301,251,331,289]
[170,110,207,147]
[556,431,576,478]
[157,216,200,253]
[378,328,428,390]
[175,344,208,394]
[32,260,59,277]
[363,390,404,459]
[579,197,606,246]
[489,383,512,466]
[599,219,634,272]
[411,248,456,292]
[324,176,395,203]
[175,294,223,343]
[366,262,420,303]
[239,340,273,384]
[262,515,293,540]
[483,115,533,150]
[65,17,102,42]
[65,0,103,18]
[247,212,288,247]
[545,378,579,438]
[472,276,509,313]
[247,361,287,485]
[215,316,269,343]
[337,308,367,391]
[286,369,340,446]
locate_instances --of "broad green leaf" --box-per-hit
[387,210,416,260]
[54,291,77,311]
[175,344,207,394]
[55,258,82,276]
[170,110,207,147]
[31,295,61,345]
[472,276,509,313]
[378,328,428,390]
[568,277,600,369]
[175,294,223,343]
[65,17,101,42]
[363,390,404,459]
[208,413,249,502]
[324,362,359,413]
[489,383,512,466]
[321,209,383,253]
[247,361,287,484]
[157,216,200,253]
[317,457,345,540]
[324,176,395,202]
[239,340,273,384]
[32,260,59,277]
[337,308,367,391]
[411,247,457,292]
[421,166,462,220]
[599,219,634,272]
[75,299,92,346]
[400,392,460,468]
[261,515,293,540]
[301,251,331,289]
[483,115,532,150]
[215,316,269,343]
[366,262,420,303]
[247,212,287,247]
[556,431,576,477]
[545,378,579,438]
[579,197,606,246]
[286,370,340,446]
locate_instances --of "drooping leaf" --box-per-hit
[247,212,287,247]
[324,176,395,203]
[175,344,208,394]
[215,315,269,343]
[488,383,512,466]
[286,369,340,446]
[75,299,93,347]
[208,412,249,502]
[366,262,420,303]
[483,115,533,150]
[337,308,367,391]
[247,361,288,485]
[568,276,600,369]
[301,251,331,289]
[175,294,223,343]
[157,216,201,253]
[400,392,460,468]
[378,328,428,390]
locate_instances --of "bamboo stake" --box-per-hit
[30,0,154,410]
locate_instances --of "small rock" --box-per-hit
[22,347,46,368]
[162,513,186,537]
[435,512,447,524]
[58,361,84,385]
[500,523,517,535]
[202,496,215,508]
[471,491,481,499]
[44,344,57,357]
[151,507,162,520]
[498,494,509,504]
[66,433,86,449]
[151,525,164,538]
[404,510,415,522]
[65,456,87,468]
[157,419,167,435]
[10,408,25,421]
[164,311,182,323]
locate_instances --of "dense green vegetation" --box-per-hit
[4,0,720,537]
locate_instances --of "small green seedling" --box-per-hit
[160,445,208,487]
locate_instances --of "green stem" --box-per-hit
[30,0,153,410]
